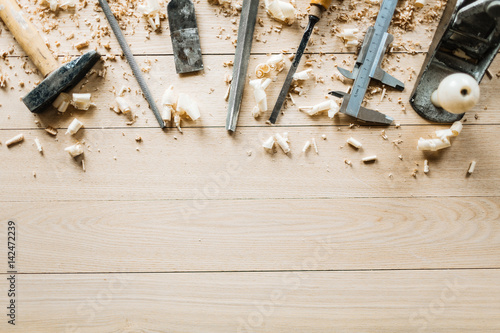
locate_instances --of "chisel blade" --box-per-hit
[268,15,320,124]
[168,0,204,74]
[226,0,259,132]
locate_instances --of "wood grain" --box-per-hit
[0,270,499,332]
[0,0,499,331]
[0,0,445,55]
[0,125,498,201]
[1,53,499,129]
[1,198,499,273]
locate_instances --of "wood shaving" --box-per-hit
[6,134,24,147]
[362,155,377,163]
[468,161,476,174]
[0,73,7,88]
[45,126,58,136]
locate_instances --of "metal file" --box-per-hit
[226,0,259,132]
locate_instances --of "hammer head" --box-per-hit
[22,50,101,113]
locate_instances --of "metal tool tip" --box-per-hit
[329,91,345,98]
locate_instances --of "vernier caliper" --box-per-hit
[330,0,404,125]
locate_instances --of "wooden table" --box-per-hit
[1,0,499,331]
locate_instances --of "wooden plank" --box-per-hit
[0,2,498,332]
[0,0,445,55]
[1,198,499,273]
[0,270,498,332]
[0,125,498,201]
[1,53,499,129]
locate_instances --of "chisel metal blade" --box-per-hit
[268,15,320,124]
[226,0,259,132]
[168,0,204,74]
[268,0,333,124]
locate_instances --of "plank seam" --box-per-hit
[1,268,500,275]
[1,123,499,131]
[0,195,499,203]
[1,51,428,59]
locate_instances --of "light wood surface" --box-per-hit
[1,270,499,332]
[2,198,500,273]
[1,0,499,331]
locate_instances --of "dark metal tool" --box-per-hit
[268,0,333,124]
[0,0,100,113]
[99,0,165,128]
[330,0,403,125]
[410,0,500,123]
[167,0,204,74]
[226,0,259,132]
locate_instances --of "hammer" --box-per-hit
[0,0,101,113]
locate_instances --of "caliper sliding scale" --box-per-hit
[330,0,404,125]
[410,0,500,123]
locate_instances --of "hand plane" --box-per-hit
[410,0,500,123]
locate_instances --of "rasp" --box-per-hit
[99,0,165,128]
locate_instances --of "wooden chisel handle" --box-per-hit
[310,0,333,17]
[311,0,333,10]
[0,0,58,76]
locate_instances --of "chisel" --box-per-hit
[226,0,260,132]
[268,0,333,124]
[167,0,204,74]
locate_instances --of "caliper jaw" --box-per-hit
[337,27,405,90]
[329,91,394,125]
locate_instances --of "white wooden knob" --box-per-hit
[431,73,480,114]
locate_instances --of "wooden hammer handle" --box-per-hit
[0,0,58,76]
